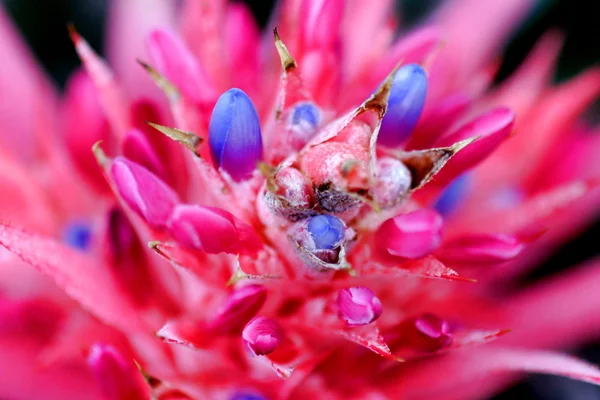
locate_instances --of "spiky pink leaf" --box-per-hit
[391,347,600,397]
[69,27,129,140]
[0,224,146,332]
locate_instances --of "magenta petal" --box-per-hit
[167,204,261,255]
[147,27,217,104]
[106,0,176,100]
[242,316,284,356]
[376,209,444,259]
[437,233,526,264]
[300,0,344,50]
[209,285,267,334]
[337,287,383,326]
[435,107,515,182]
[64,69,111,192]
[122,128,165,178]
[111,157,180,228]
[88,344,151,400]
[224,2,260,95]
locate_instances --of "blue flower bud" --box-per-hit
[63,221,92,250]
[230,393,266,400]
[209,88,263,181]
[291,102,320,128]
[307,215,345,250]
[434,174,470,216]
[378,64,427,147]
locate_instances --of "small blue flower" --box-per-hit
[307,215,345,250]
[434,174,470,216]
[209,88,263,181]
[63,221,92,250]
[230,393,266,400]
[291,102,320,128]
[378,64,428,147]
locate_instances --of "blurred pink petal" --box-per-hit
[106,0,175,101]
[88,343,151,400]
[0,5,57,160]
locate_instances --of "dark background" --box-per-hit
[2,0,599,398]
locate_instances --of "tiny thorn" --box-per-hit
[257,162,278,192]
[273,27,297,72]
[227,266,248,286]
[137,59,181,102]
[450,136,479,154]
[148,240,161,250]
[146,121,201,156]
[148,241,169,259]
[91,141,108,167]
[363,64,400,118]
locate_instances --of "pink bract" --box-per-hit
[0,0,598,399]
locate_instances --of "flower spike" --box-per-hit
[209,88,263,181]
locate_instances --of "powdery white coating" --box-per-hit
[274,167,315,209]
[372,157,413,208]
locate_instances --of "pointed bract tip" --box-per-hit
[146,121,201,156]
[137,60,181,101]
[452,136,479,153]
[92,141,108,167]
[273,27,297,72]
[364,65,401,118]
[67,23,80,44]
